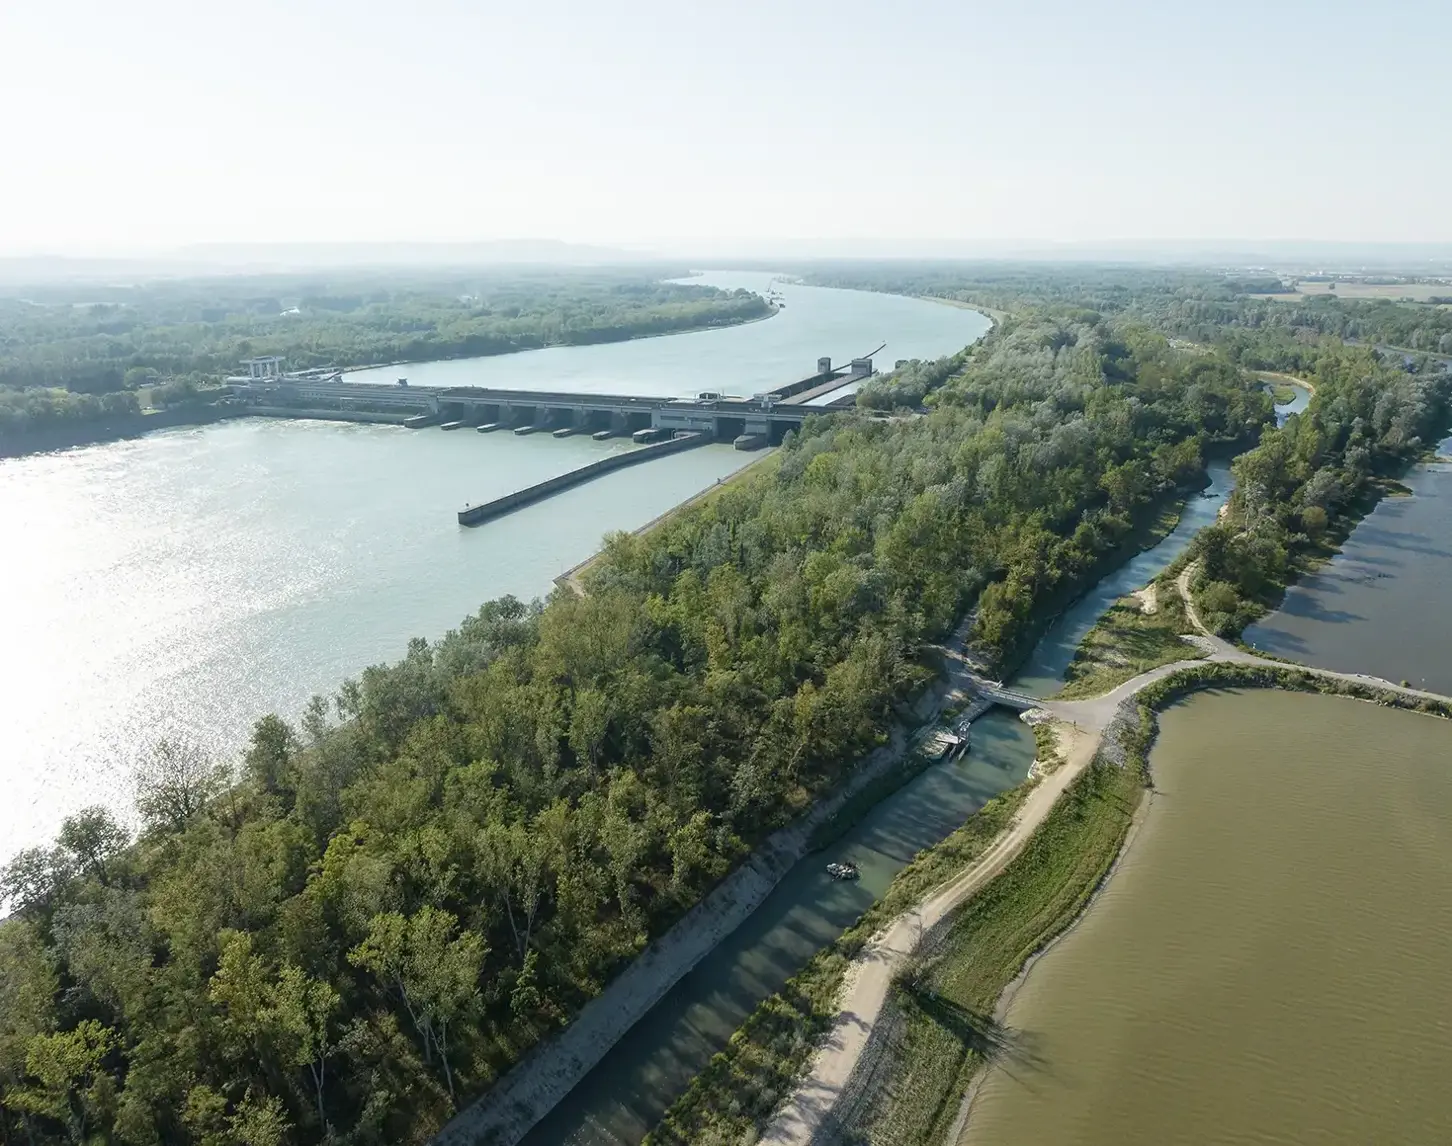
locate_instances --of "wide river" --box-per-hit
[963,691,1452,1146]
[0,273,989,860]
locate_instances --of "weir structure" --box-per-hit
[226,356,872,449]
[226,356,874,524]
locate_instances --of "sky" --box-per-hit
[0,0,1448,254]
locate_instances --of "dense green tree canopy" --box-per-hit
[0,269,769,401]
[0,308,1273,1145]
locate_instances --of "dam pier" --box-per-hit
[228,355,874,524]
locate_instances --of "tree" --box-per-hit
[134,737,224,832]
[5,1021,117,1145]
[244,714,302,802]
[268,965,339,1130]
[348,908,485,1104]
[56,806,130,886]
[0,847,68,915]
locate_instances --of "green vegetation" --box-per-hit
[1134,660,1452,721]
[645,785,1028,1146]
[1057,578,1199,698]
[802,262,1452,362]
[0,306,1269,1144]
[841,758,1142,1146]
[855,352,966,411]
[0,269,769,437]
[1183,345,1452,636]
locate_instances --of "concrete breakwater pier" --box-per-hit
[457,431,713,526]
[229,356,871,524]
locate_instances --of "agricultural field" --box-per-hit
[1252,280,1452,303]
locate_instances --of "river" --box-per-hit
[0,276,989,861]
[345,271,991,397]
[1243,432,1452,695]
[961,691,1452,1146]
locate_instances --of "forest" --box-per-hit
[0,307,1272,1145]
[0,269,769,404]
[1186,342,1452,635]
[804,261,1452,362]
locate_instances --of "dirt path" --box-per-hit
[1175,561,1236,653]
[1258,370,1317,395]
[759,724,1101,1146]
[760,575,1452,1145]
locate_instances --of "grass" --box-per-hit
[844,757,1144,1146]
[643,783,1029,1146]
[1055,576,1200,698]
[993,493,1185,678]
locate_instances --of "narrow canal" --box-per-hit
[517,388,1320,1144]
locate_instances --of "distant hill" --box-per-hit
[178,239,649,269]
[0,240,657,286]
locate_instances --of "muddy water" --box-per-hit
[962,690,1452,1146]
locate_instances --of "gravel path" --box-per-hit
[759,567,1452,1146]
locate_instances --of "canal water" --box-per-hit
[511,385,1322,1145]
[961,690,1452,1146]
[1013,382,1310,696]
[0,277,988,860]
[1244,432,1452,695]
[344,271,991,397]
[523,713,1036,1146]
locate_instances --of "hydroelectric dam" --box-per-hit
[226,355,874,525]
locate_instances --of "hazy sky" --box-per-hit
[1,0,1447,253]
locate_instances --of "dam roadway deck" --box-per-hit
[227,354,875,445]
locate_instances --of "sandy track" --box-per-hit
[761,569,1452,1146]
[759,724,1101,1146]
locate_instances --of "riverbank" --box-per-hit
[434,612,994,1146]
[0,405,244,458]
[924,295,1008,327]
[756,722,1108,1146]
[554,447,780,594]
[344,299,783,380]
[746,618,1452,1146]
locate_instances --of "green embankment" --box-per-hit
[643,784,1028,1146]
[1055,575,1200,698]
[843,757,1142,1146]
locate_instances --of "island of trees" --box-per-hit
[3,262,1449,1146]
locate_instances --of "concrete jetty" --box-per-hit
[458,433,712,526]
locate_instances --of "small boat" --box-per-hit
[826,861,859,881]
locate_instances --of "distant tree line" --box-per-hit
[0,269,771,399]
